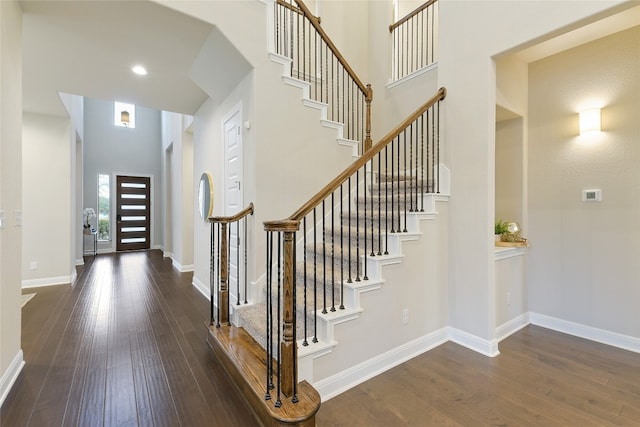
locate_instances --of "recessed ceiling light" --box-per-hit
[132,65,148,76]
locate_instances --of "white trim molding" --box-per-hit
[449,327,500,357]
[192,276,210,301]
[495,313,530,342]
[0,350,25,408]
[171,259,194,272]
[529,312,640,354]
[314,328,449,401]
[386,62,439,90]
[22,275,73,289]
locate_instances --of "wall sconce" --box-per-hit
[579,108,601,134]
[121,110,130,126]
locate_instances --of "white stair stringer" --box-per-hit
[268,52,360,160]
[296,194,447,384]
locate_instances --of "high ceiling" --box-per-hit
[20,0,214,117]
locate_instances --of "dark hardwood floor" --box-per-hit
[3,250,639,426]
[317,326,640,426]
[2,250,257,427]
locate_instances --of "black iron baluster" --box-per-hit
[369,160,375,257]
[355,170,361,282]
[228,224,232,324]
[322,200,327,314]
[363,163,369,281]
[411,13,414,74]
[431,4,435,64]
[420,113,425,211]
[403,130,408,232]
[384,146,389,254]
[275,233,282,408]
[302,7,306,81]
[377,152,382,256]
[303,217,308,346]
[210,222,215,325]
[244,216,248,304]
[390,137,395,233]
[347,177,352,283]
[265,231,273,399]
[331,55,334,122]
[426,109,431,194]
[330,192,336,311]
[339,184,345,310]
[298,6,302,80]
[289,0,293,68]
[312,208,318,343]
[409,122,414,212]
[216,224,221,328]
[437,101,441,193]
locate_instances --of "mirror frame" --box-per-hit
[198,172,214,221]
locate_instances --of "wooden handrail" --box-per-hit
[389,0,438,32]
[264,87,446,232]
[278,0,367,94]
[210,202,254,224]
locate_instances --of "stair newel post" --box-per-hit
[220,222,229,325]
[364,84,373,152]
[214,221,216,326]
[279,221,300,400]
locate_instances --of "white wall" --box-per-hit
[22,113,72,286]
[528,26,640,339]
[0,0,24,406]
[59,93,85,268]
[83,97,163,252]
[495,117,523,225]
[438,0,632,342]
[191,73,254,297]
[161,111,194,271]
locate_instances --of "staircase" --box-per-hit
[236,174,447,360]
[201,1,444,425]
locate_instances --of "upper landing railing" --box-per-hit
[390,0,438,82]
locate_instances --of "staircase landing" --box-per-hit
[207,324,321,427]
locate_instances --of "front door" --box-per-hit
[116,175,151,251]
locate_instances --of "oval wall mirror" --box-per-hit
[198,172,214,221]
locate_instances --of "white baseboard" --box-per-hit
[529,312,640,354]
[171,259,194,272]
[192,276,210,301]
[314,328,449,401]
[0,350,24,408]
[70,269,78,285]
[75,258,84,266]
[449,327,500,357]
[495,313,530,342]
[163,251,173,259]
[22,275,72,289]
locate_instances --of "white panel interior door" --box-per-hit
[224,105,243,303]
[224,108,242,216]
